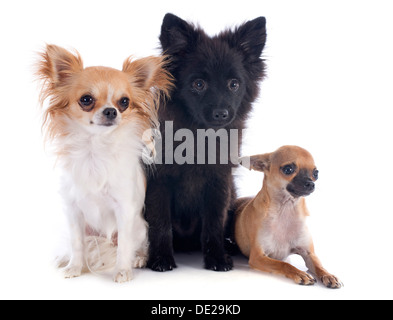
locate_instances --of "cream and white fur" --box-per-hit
[59,117,147,283]
[36,45,172,283]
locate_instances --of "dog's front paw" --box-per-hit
[147,255,177,272]
[113,269,133,283]
[204,254,233,272]
[319,273,343,289]
[292,271,316,286]
[64,265,83,279]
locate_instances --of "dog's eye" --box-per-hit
[282,165,295,175]
[228,79,240,92]
[80,95,94,106]
[192,79,206,92]
[313,169,319,180]
[118,97,130,112]
[79,95,95,111]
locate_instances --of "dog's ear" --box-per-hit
[35,45,84,141]
[123,56,173,93]
[237,17,267,60]
[240,153,271,172]
[37,44,83,88]
[223,17,267,61]
[122,55,173,131]
[159,13,199,56]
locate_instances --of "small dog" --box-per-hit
[235,146,342,288]
[36,45,172,282]
[145,13,267,272]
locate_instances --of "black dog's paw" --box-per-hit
[147,255,177,272]
[204,254,233,272]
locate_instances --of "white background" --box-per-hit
[1,0,392,300]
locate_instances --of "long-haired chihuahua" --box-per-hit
[36,45,172,283]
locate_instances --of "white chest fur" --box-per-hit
[58,121,145,237]
[258,200,310,261]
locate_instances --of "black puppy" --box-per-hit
[145,13,267,272]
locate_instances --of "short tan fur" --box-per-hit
[235,146,342,288]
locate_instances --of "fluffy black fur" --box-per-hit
[145,13,267,272]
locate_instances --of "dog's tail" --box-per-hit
[56,236,148,275]
[56,236,118,274]
[85,236,119,273]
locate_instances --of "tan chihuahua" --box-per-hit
[235,146,342,288]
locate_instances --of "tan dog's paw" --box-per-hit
[291,271,316,286]
[320,274,343,289]
[64,265,83,279]
[113,269,133,283]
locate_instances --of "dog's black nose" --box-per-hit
[103,108,117,120]
[304,180,315,192]
[213,109,229,121]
